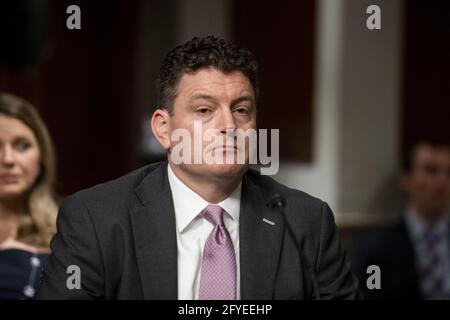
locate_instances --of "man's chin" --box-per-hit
[170,161,249,181]
[207,163,248,178]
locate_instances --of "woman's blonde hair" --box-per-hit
[0,93,58,248]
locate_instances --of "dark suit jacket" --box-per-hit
[351,220,422,299]
[38,162,358,299]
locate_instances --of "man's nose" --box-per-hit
[433,168,450,189]
[438,168,450,184]
[217,109,237,134]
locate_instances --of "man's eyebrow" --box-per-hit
[231,95,254,105]
[189,94,216,102]
[189,94,255,105]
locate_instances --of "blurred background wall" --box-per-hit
[0,0,449,234]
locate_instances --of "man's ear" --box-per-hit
[151,108,171,150]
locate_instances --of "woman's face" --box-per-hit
[0,115,41,202]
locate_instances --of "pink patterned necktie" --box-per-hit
[198,204,236,300]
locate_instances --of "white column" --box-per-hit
[274,0,404,225]
[275,0,345,210]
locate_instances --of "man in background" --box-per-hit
[353,137,450,299]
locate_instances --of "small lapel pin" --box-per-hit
[263,218,276,226]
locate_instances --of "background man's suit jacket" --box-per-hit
[38,162,359,299]
[352,220,423,299]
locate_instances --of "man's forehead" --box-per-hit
[177,69,253,95]
[414,145,450,163]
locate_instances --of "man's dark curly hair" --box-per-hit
[156,35,258,112]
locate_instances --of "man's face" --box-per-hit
[162,68,257,181]
[402,144,450,219]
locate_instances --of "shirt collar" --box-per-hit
[405,206,449,243]
[167,164,241,233]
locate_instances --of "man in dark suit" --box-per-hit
[352,138,450,299]
[38,36,358,300]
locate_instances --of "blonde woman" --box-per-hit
[0,93,58,299]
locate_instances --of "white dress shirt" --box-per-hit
[167,164,241,300]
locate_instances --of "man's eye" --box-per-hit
[423,164,439,175]
[196,108,212,114]
[234,107,249,115]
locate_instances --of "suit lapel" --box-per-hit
[396,220,421,295]
[130,163,178,299]
[240,173,285,299]
[129,164,286,299]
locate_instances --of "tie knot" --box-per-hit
[202,204,224,226]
